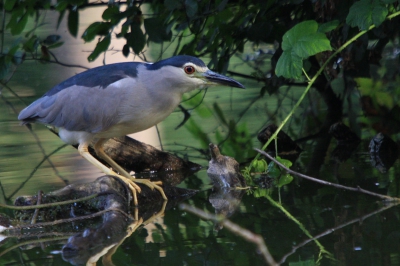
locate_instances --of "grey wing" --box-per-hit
[18,84,127,133]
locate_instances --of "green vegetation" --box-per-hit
[2,0,400,265]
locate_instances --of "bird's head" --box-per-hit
[146,55,245,92]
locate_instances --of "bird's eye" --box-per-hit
[184,65,195,75]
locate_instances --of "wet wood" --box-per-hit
[101,136,201,173]
[14,175,197,223]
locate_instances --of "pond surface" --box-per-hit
[1,7,400,266]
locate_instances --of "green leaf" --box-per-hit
[276,20,332,79]
[23,35,40,52]
[88,35,111,62]
[68,9,79,37]
[251,159,268,173]
[346,0,388,30]
[267,161,281,178]
[144,18,172,43]
[277,173,293,187]
[275,51,303,79]
[276,156,292,168]
[185,0,198,18]
[55,0,68,11]
[253,188,270,198]
[122,44,130,57]
[47,42,64,49]
[82,22,112,42]
[102,5,119,20]
[126,24,145,54]
[318,20,339,33]
[4,0,17,11]
[293,33,331,58]
[7,9,29,36]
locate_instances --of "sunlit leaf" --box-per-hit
[253,188,271,198]
[275,51,303,79]
[277,173,293,187]
[251,159,268,173]
[68,9,79,37]
[346,0,388,30]
[276,156,292,168]
[276,20,331,79]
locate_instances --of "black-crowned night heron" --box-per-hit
[18,55,245,205]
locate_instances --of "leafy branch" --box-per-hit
[245,7,400,176]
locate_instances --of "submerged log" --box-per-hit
[13,175,197,223]
[6,176,198,264]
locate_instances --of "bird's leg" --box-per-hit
[94,138,133,178]
[93,139,168,201]
[78,142,139,205]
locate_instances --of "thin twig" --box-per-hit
[180,203,278,266]
[278,201,400,264]
[255,148,400,202]
[0,193,102,210]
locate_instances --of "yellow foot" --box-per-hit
[132,178,168,201]
[110,172,167,205]
[110,173,140,206]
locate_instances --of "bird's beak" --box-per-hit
[203,70,245,89]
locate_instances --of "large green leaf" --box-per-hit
[275,51,303,79]
[346,0,388,30]
[276,20,331,79]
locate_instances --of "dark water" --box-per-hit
[1,8,400,266]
